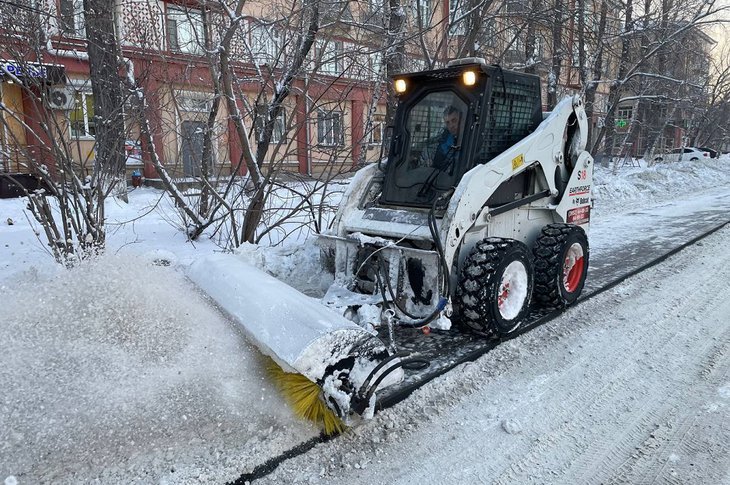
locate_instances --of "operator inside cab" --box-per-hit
[391,89,468,204]
[432,105,461,170]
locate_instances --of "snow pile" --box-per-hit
[234,240,334,296]
[592,156,730,216]
[0,254,310,483]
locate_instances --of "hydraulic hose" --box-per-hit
[375,188,455,329]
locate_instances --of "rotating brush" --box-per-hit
[265,357,345,435]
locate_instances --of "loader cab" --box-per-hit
[380,60,543,208]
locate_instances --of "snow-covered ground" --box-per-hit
[260,222,730,484]
[1,157,729,483]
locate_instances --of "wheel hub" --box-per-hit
[563,243,585,293]
[497,261,529,320]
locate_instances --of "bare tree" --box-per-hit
[0,0,135,263]
[689,41,730,149]
[591,0,728,156]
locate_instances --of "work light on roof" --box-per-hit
[463,70,477,86]
[394,79,407,94]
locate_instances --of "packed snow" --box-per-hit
[1,156,729,483]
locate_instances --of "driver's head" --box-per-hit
[443,106,461,137]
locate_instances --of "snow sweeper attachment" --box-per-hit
[186,255,404,434]
[189,58,593,434]
[318,58,593,337]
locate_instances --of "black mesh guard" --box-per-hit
[478,70,543,164]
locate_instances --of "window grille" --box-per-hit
[478,76,540,163]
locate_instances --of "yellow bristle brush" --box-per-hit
[265,356,346,435]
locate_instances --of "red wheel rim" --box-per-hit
[563,243,585,293]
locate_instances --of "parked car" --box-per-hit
[697,147,719,158]
[654,147,710,162]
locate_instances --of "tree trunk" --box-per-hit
[524,0,541,75]
[591,0,633,155]
[547,0,564,109]
[385,0,406,127]
[583,0,607,151]
[84,0,127,203]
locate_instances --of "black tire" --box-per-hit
[533,224,589,308]
[455,238,534,336]
[690,157,699,161]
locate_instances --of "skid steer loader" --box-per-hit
[319,58,592,336]
[188,58,592,431]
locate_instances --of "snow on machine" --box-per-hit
[188,58,593,433]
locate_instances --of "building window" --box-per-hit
[166,6,205,54]
[616,106,633,128]
[59,0,85,37]
[449,0,466,36]
[250,21,281,65]
[368,51,384,81]
[479,19,497,48]
[177,91,213,113]
[531,36,544,60]
[367,114,385,146]
[506,0,529,13]
[255,106,286,144]
[70,92,95,138]
[571,44,581,66]
[367,0,384,13]
[505,28,525,62]
[317,109,344,146]
[316,40,344,75]
[413,0,430,27]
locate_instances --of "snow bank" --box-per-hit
[592,156,730,216]
[0,254,310,483]
[234,240,334,296]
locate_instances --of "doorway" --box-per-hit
[180,120,205,177]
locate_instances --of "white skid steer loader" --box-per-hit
[188,58,593,431]
[319,58,592,335]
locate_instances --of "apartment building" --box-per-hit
[1,0,639,186]
[613,23,716,155]
[0,0,396,184]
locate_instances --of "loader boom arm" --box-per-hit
[440,95,592,270]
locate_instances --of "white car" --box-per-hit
[654,147,710,162]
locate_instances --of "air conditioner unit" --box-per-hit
[47,87,76,111]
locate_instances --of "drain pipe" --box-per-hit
[304,73,312,177]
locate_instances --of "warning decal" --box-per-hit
[567,205,590,225]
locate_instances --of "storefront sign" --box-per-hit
[0,61,66,84]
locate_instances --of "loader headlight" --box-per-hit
[394,78,407,94]
[462,70,477,86]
